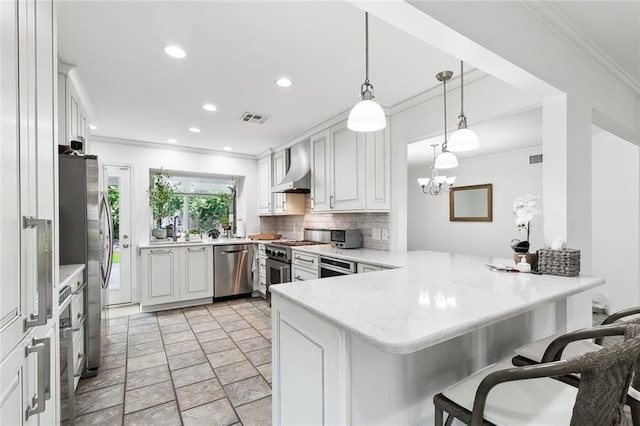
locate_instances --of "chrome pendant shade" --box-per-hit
[347,12,386,132]
[448,61,479,152]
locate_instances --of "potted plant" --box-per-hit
[185,229,202,241]
[148,170,176,239]
[511,194,541,266]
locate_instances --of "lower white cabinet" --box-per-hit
[258,244,267,296]
[357,263,383,273]
[292,250,318,282]
[181,246,214,301]
[0,323,56,426]
[140,245,213,309]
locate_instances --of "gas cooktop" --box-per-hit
[269,240,323,247]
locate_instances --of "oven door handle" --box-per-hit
[320,263,354,275]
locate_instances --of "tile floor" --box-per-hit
[74,297,273,426]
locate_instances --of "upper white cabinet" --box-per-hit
[258,155,273,215]
[258,151,305,216]
[58,64,93,152]
[310,119,390,213]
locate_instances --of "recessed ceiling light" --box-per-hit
[275,77,293,88]
[89,125,97,130]
[202,104,217,112]
[223,146,232,151]
[167,139,178,144]
[189,127,201,133]
[164,45,186,59]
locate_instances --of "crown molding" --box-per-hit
[92,135,257,161]
[522,1,640,100]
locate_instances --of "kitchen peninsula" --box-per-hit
[270,250,603,425]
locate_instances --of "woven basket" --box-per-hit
[537,248,581,277]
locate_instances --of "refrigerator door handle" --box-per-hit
[23,217,53,330]
[24,337,49,419]
[99,193,114,289]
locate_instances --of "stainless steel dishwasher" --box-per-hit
[214,244,254,298]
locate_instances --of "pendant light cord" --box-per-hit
[443,76,448,149]
[459,61,464,116]
[365,12,369,84]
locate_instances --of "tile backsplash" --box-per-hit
[260,197,390,250]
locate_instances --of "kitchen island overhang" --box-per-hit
[270,250,603,425]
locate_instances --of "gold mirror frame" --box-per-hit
[449,183,493,222]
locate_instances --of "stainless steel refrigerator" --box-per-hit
[59,153,113,377]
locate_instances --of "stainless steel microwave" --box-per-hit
[330,229,362,249]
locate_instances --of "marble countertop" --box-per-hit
[59,264,85,288]
[138,238,276,249]
[288,245,407,268]
[270,250,604,355]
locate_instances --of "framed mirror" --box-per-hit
[449,184,493,222]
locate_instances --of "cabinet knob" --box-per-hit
[123,243,130,248]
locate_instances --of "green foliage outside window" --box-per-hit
[188,192,232,232]
[107,185,120,240]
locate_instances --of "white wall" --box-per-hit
[408,148,542,258]
[592,131,640,312]
[91,139,259,303]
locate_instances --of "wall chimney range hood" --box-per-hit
[272,140,311,193]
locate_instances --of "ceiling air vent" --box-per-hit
[529,154,543,164]
[240,112,270,124]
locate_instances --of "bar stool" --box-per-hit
[433,323,640,426]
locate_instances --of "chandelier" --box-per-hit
[417,143,456,195]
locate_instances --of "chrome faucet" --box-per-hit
[173,215,180,241]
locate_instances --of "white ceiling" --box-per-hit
[57,1,638,159]
[57,1,462,155]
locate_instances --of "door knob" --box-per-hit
[123,234,129,239]
[122,243,130,248]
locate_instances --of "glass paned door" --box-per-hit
[104,165,132,305]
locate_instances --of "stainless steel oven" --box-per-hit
[266,257,290,304]
[319,256,356,278]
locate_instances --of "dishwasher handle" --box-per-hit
[221,249,249,255]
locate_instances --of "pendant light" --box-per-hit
[434,70,458,169]
[347,12,386,132]
[417,143,456,196]
[448,61,479,152]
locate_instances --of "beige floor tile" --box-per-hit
[235,396,272,426]
[164,338,200,357]
[181,398,238,426]
[221,320,252,332]
[223,376,272,407]
[228,327,261,343]
[207,348,246,368]
[196,328,229,343]
[77,367,126,394]
[124,381,175,414]
[215,313,243,324]
[127,351,167,372]
[201,337,237,355]
[157,315,188,326]
[160,321,191,335]
[236,336,270,353]
[102,332,128,345]
[75,384,125,416]
[191,320,222,334]
[162,329,196,344]
[214,360,259,385]
[102,342,127,356]
[249,319,271,331]
[75,404,124,426]
[101,353,126,371]
[126,364,171,391]
[128,316,158,327]
[128,339,164,359]
[256,363,272,385]
[106,324,128,335]
[129,323,160,335]
[171,362,215,388]
[187,314,215,325]
[123,401,181,426]
[167,349,207,371]
[260,328,272,341]
[128,330,162,346]
[176,378,226,411]
[245,347,271,367]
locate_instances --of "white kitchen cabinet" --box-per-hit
[140,248,181,306]
[58,64,92,152]
[258,155,273,215]
[258,152,305,216]
[140,245,214,309]
[180,246,214,301]
[273,150,288,214]
[273,297,343,425]
[1,0,57,423]
[357,263,383,273]
[310,119,390,213]
[258,244,267,297]
[292,250,318,282]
